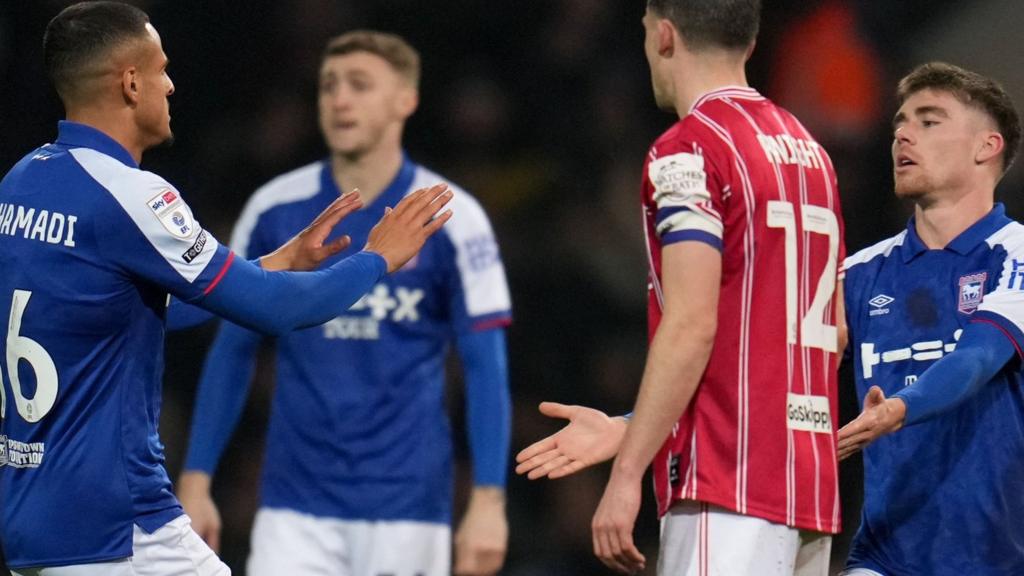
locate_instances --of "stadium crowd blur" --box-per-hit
[2,1,1024,574]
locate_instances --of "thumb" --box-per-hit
[539,401,574,420]
[866,386,886,407]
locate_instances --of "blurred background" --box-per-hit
[3,1,1024,574]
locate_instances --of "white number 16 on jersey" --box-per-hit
[0,290,59,422]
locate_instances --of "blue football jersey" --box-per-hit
[844,204,1024,575]
[229,157,511,522]
[0,122,231,568]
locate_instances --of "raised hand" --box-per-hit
[176,471,222,552]
[515,402,627,480]
[364,183,453,272]
[259,189,363,271]
[837,385,907,460]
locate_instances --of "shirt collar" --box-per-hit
[902,203,1010,262]
[320,153,417,214]
[688,86,764,115]
[55,121,138,168]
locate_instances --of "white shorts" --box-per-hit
[658,501,831,576]
[246,507,450,576]
[840,569,885,575]
[10,515,229,576]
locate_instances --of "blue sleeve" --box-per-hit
[183,321,262,474]
[892,320,1017,425]
[456,327,511,487]
[166,297,216,331]
[199,251,386,335]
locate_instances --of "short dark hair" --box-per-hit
[322,31,420,89]
[898,62,1022,173]
[44,1,151,101]
[646,0,761,52]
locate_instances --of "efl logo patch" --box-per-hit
[958,272,987,314]
[147,189,195,239]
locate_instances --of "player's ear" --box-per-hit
[975,130,1005,167]
[396,86,419,119]
[122,67,140,106]
[657,18,675,57]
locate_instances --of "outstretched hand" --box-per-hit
[365,183,454,272]
[259,189,363,272]
[515,402,627,480]
[837,385,906,461]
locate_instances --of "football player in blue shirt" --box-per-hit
[838,62,1024,575]
[0,3,451,575]
[175,31,512,576]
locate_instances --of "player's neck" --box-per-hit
[66,106,145,164]
[913,189,995,249]
[673,54,749,118]
[329,142,404,206]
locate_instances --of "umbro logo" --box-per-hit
[869,294,894,316]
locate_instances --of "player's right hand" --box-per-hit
[515,402,628,480]
[176,471,223,553]
[364,183,453,273]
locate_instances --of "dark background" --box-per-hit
[2,1,1024,574]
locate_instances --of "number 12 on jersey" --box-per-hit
[766,201,839,352]
[0,290,59,422]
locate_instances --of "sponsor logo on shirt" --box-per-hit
[648,153,708,203]
[322,284,425,340]
[1,436,45,468]
[958,272,987,314]
[868,294,894,317]
[860,329,962,379]
[786,393,832,433]
[181,230,208,263]
[147,189,195,239]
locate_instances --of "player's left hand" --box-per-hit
[837,385,907,460]
[592,472,646,575]
[454,487,508,576]
[259,189,363,271]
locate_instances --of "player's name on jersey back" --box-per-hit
[0,202,78,247]
[757,133,827,170]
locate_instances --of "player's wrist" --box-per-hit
[469,486,506,507]
[178,470,213,494]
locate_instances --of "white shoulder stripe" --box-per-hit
[411,166,512,318]
[69,148,219,283]
[231,161,323,256]
[843,231,907,271]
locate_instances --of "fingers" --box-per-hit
[422,208,453,237]
[515,436,557,465]
[549,459,586,479]
[323,235,351,257]
[514,443,559,474]
[538,401,575,420]
[207,525,221,554]
[527,454,572,480]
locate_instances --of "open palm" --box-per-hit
[515,402,627,480]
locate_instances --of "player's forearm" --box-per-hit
[183,321,262,474]
[458,328,512,486]
[199,250,386,335]
[893,321,1015,426]
[612,314,715,480]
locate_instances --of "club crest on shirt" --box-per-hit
[147,189,195,238]
[958,272,987,315]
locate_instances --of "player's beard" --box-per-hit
[893,172,931,200]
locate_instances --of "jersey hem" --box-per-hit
[5,548,132,570]
[664,493,840,534]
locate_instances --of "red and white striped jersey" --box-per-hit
[643,86,845,533]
